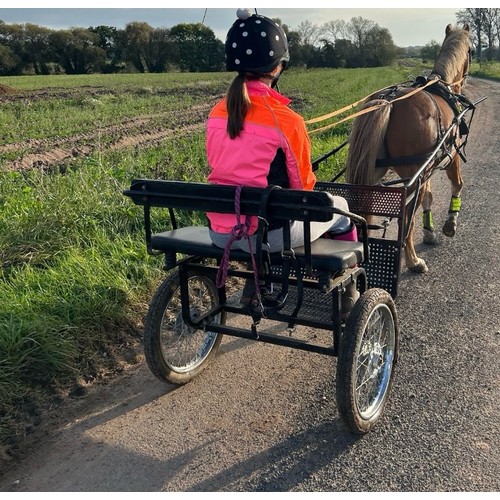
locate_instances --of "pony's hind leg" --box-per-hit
[443,155,463,237]
[421,181,438,245]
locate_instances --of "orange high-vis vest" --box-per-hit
[206,80,316,234]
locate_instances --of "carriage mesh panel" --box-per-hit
[364,238,401,298]
[315,182,406,219]
[314,182,405,299]
[269,239,400,302]
[278,286,334,323]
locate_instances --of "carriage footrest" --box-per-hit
[151,226,364,271]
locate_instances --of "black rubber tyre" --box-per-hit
[336,288,398,434]
[143,270,225,385]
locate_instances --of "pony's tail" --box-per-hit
[345,99,392,185]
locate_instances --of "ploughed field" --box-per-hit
[0,81,226,172]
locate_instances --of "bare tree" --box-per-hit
[494,9,500,55]
[483,8,499,59]
[322,19,348,43]
[296,20,321,46]
[456,8,487,61]
[347,16,376,48]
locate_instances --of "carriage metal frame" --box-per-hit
[123,95,483,435]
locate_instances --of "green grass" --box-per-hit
[0,64,424,450]
[0,71,233,90]
[470,60,500,81]
[0,77,230,147]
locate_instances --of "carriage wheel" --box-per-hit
[336,288,398,434]
[144,269,225,385]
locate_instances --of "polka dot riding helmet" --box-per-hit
[225,9,290,73]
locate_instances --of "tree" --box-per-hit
[345,16,377,66]
[48,28,106,74]
[456,8,487,61]
[363,27,398,67]
[296,20,322,46]
[322,19,348,43]
[22,24,53,75]
[168,23,223,72]
[315,39,342,68]
[123,22,152,73]
[482,8,499,60]
[493,9,500,58]
[335,39,355,68]
[0,21,53,75]
[347,16,376,49]
[122,22,175,73]
[0,43,19,75]
[420,40,441,63]
[285,29,303,67]
[455,9,500,61]
[88,25,124,73]
[0,21,24,74]
[146,28,174,72]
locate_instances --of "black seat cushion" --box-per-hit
[151,227,253,262]
[151,226,363,271]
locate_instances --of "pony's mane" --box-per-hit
[433,27,470,82]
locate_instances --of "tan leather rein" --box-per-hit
[306,75,465,135]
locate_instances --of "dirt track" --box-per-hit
[0,78,499,492]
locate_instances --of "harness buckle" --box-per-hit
[281,248,295,259]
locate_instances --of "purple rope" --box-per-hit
[216,186,261,300]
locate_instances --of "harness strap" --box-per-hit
[376,78,475,170]
[256,185,281,274]
[376,152,434,168]
[307,73,473,137]
[424,83,475,164]
[216,186,260,294]
[259,187,295,312]
[308,77,440,135]
[280,220,304,326]
[216,185,289,314]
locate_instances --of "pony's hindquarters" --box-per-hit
[344,94,433,274]
[345,99,392,186]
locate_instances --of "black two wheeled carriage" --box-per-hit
[124,178,408,435]
[123,95,484,435]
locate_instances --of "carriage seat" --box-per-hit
[150,226,364,272]
[123,179,368,274]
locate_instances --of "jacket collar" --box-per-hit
[245,80,291,105]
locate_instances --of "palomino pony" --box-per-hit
[345,24,472,273]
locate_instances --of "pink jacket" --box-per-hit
[206,80,316,234]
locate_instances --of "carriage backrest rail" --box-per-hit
[125,179,361,221]
[123,179,371,274]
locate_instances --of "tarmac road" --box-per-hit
[1,77,498,492]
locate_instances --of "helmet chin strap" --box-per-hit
[271,68,283,91]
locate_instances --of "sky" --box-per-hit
[0,2,494,48]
